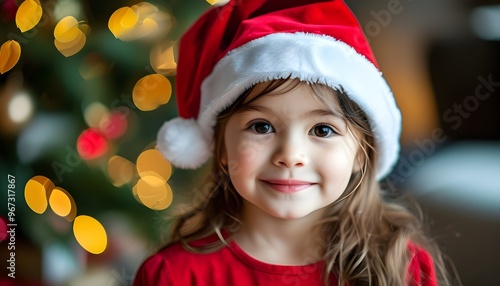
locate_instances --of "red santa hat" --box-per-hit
[157,0,401,180]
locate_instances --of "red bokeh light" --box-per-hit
[1,0,18,22]
[0,216,8,241]
[99,111,128,139]
[77,128,108,160]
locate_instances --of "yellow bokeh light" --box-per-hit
[108,7,138,38]
[108,155,136,187]
[108,3,171,42]
[73,215,108,254]
[132,2,158,15]
[16,0,43,33]
[120,8,138,29]
[49,187,75,218]
[150,42,177,75]
[54,31,84,50]
[0,40,21,74]
[54,16,80,43]
[136,149,171,181]
[142,17,159,33]
[54,32,86,57]
[24,176,55,214]
[136,8,171,41]
[83,102,109,128]
[132,74,171,111]
[134,176,173,210]
[54,16,87,57]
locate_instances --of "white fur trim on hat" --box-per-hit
[157,117,211,169]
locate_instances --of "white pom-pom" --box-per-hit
[157,117,211,169]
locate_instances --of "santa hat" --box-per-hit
[157,0,401,180]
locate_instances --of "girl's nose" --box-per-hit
[272,134,308,168]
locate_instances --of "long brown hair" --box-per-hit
[168,79,451,285]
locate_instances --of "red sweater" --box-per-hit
[133,235,437,286]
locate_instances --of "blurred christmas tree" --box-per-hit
[0,0,214,284]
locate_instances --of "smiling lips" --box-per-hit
[260,179,316,194]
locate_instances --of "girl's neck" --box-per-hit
[233,202,327,265]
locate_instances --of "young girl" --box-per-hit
[134,0,451,285]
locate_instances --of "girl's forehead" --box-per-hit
[244,80,343,115]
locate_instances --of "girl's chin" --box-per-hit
[263,208,322,220]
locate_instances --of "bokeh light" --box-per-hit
[108,2,172,42]
[132,74,171,111]
[83,102,109,128]
[133,176,173,210]
[150,41,177,75]
[77,128,109,160]
[8,91,33,124]
[73,215,108,254]
[1,0,18,21]
[54,31,86,57]
[132,148,174,210]
[136,149,172,181]
[0,40,21,74]
[471,5,500,41]
[99,111,128,139]
[108,7,138,39]
[54,16,81,43]
[15,0,42,32]
[25,175,55,214]
[49,187,77,221]
[53,0,83,21]
[107,155,136,187]
[0,216,8,241]
[54,16,88,57]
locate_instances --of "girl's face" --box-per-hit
[222,81,361,220]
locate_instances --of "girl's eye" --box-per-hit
[310,124,336,138]
[249,121,274,134]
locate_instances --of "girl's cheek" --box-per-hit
[226,140,269,178]
[237,139,262,164]
[236,134,272,161]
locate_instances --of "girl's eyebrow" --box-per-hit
[238,104,343,119]
[237,104,267,113]
[309,109,343,118]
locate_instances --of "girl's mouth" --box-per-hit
[260,179,316,193]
